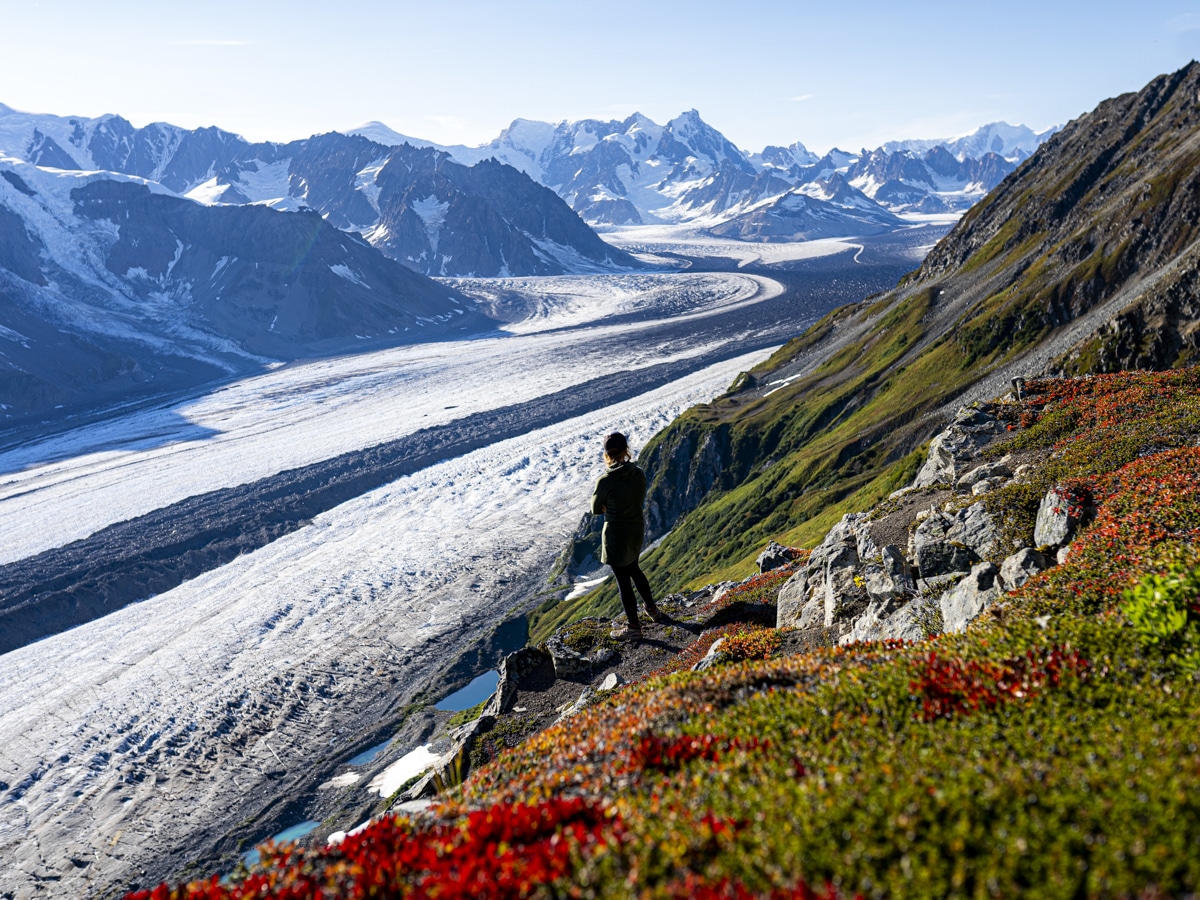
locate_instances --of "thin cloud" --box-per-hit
[789,94,814,103]
[170,40,252,47]
[423,114,469,130]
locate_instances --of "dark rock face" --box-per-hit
[643,424,736,542]
[71,179,477,356]
[0,202,46,285]
[371,149,638,276]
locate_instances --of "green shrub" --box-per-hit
[1123,557,1200,673]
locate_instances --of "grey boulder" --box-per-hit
[912,405,1005,488]
[956,456,1013,491]
[940,563,1002,633]
[756,540,797,573]
[999,548,1053,591]
[1034,488,1082,548]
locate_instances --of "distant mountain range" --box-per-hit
[0,104,639,278]
[349,113,1058,227]
[0,99,1058,425]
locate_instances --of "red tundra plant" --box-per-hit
[626,734,769,773]
[125,797,620,900]
[910,645,1090,722]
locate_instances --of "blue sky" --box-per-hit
[3,0,1198,153]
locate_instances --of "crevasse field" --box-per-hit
[0,235,883,896]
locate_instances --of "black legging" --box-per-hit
[612,562,653,626]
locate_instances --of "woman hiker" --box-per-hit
[590,432,663,640]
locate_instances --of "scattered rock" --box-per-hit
[430,715,496,793]
[482,647,555,718]
[955,456,1013,491]
[776,567,822,629]
[999,548,1053,590]
[708,581,740,607]
[940,563,1002,633]
[1012,463,1036,481]
[554,688,595,725]
[1034,488,1083,548]
[863,544,915,603]
[598,672,622,691]
[971,476,1006,496]
[544,618,618,679]
[693,638,728,671]
[917,570,970,594]
[839,595,926,644]
[756,541,797,573]
[911,512,979,578]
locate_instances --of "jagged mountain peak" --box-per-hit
[753,140,820,171]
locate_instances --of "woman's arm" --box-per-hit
[590,479,606,515]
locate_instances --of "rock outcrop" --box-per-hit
[777,403,1057,641]
[912,404,1006,488]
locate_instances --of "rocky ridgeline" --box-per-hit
[776,401,1072,642]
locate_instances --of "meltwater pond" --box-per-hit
[436,670,499,712]
[242,821,321,867]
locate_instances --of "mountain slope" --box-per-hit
[710,173,906,241]
[541,60,1200,627]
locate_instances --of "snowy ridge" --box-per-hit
[879,121,1059,162]
[341,113,1057,229]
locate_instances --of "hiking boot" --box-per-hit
[611,623,643,641]
[643,601,667,623]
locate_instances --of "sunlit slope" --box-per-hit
[538,62,1200,634]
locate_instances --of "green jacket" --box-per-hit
[590,461,647,567]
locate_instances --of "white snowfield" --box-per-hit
[600,225,861,267]
[0,266,780,897]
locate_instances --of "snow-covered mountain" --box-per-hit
[0,156,486,423]
[711,173,905,241]
[842,144,1021,214]
[0,104,638,278]
[349,112,1056,230]
[879,121,1059,162]
[364,110,771,227]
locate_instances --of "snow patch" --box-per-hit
[329,264,369,287]
[411,195,449,253]
[368,745,439,798]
